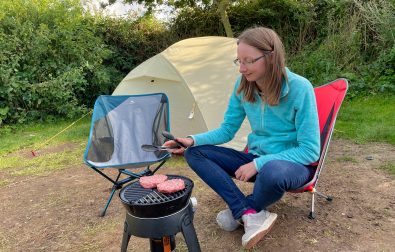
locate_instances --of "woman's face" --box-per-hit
[236,42,267,85]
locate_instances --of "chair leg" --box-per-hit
[315,189,333,201]
[309,188,333,219]
[309,193,316,219]
[99,171,124,217]
[100,185,118,217]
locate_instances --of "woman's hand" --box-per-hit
[162,137,194,155]
[235,162,257,182]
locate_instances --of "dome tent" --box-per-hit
[112,36,250,150]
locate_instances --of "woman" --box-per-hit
[163,27,320,249]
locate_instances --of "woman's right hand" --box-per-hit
[162,137,194,155]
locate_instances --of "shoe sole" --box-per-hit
[243,213,278,249]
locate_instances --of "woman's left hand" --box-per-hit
[235,162,257,182]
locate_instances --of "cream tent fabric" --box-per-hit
[112,36,251,150]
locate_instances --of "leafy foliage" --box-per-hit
[229,0,318,52]
[95,14,176,78]
[117,0,211,10]
[0,0,394,126]
[171,7,225,39]
[170,0,394,96]
[0,0,113,125]
[288,0,395,96]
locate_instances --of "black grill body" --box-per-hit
[119,175,201,252]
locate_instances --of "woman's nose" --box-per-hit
[239,64,247,73]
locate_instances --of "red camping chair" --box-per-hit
[289,78,348,219]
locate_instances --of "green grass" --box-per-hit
[0,179,10,187]
[83,220,119,236]
[164,155,188,168]
[0,95,393,179]
[0,145,85,188]
[0,116,91,156]
[1,96,393,155]
[0,156,20,171]
[378,161,395,176]
[335,156,357,163]
[11,147,84,176]
[0,116,90,185]
[335,96,395,145]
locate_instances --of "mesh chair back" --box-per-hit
[84,93,170,169]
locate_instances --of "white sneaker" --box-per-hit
[241,210,277,249]
[216,208,241,231]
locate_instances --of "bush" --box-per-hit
[229,0,317,54]
[0,0,393,126]
[288,0,395,96]
[171,7,225,39]
[96,14,176,78]
[0,0,180,126]
[0,0,112,125]
[170,0,318,53]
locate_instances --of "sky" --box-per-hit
[83,0,174,21]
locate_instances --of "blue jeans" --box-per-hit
[184,145,314,219]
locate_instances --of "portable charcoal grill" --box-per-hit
[119,175,201,252]
[120,175,194,218]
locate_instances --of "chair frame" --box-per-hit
[87,160,169,217]
[289,79,348,219]
[84,93,171,217]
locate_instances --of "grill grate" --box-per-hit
[121,175,193,206]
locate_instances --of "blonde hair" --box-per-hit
[236,27,287,105]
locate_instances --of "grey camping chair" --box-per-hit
[83,93,171,216]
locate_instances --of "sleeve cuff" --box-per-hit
[186,135,195,147]
[253,159,259,172]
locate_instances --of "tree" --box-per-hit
[108,0,234,37]
[216,0,233,37]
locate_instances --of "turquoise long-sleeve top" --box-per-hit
[191,68,320,171]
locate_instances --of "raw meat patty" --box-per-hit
[157,178,185,193]
[139,174,168,189]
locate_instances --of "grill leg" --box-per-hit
[121,221,131,252]
[180,213,201,252]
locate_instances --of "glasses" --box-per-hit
[233,51,273,67]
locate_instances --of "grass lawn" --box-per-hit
[0,116,91,156]
[335,95,395,145]
[0,95,394,252]
[1,95,394,176]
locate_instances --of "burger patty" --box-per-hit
[139,174,168,189]
[157,178,185,193]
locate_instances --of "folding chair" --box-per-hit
[289,78,348,219]
[83,93,171,217]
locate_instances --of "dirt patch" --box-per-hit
[0,139,394,251]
